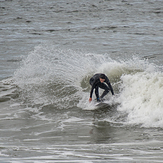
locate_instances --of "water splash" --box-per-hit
[13,45,108,109]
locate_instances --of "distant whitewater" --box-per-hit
[13,44,163,128]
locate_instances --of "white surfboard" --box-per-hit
[95,101,110,108]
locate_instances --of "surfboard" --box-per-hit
[95,101,110,109]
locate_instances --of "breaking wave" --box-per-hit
[12,44,163,128]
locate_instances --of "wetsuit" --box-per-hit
[89,73,114,100]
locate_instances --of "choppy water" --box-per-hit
[0,0,163,162]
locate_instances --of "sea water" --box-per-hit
[0,0,163,162]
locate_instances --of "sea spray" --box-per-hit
[13,45,108,109]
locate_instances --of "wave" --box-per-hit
[117,69,163,127]
[12,44,163,128]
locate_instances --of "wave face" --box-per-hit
[13,44,163,127]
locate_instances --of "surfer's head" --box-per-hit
[99,74,105,83]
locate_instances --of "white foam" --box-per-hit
[117,69,163,127]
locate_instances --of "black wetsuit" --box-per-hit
[89,73,114,100]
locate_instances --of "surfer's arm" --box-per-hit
[89,87,94,102]
[90,82,96,99]
[90,86,94,98]
[108,82,114,95]
[105,78,114,95]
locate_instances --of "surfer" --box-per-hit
[89,73,114,102]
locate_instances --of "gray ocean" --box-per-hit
[0,0,163,162]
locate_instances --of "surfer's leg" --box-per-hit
[99,83,110,99]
